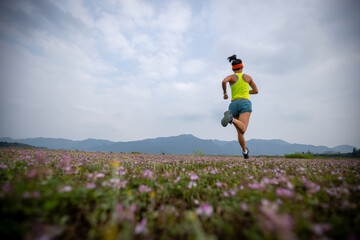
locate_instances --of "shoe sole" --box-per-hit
[221,110,232,127]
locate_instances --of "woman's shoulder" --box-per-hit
[227,74,238,80]
[242,73,252,83]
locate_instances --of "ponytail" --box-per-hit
[227,54,243,70]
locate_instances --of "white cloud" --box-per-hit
[96,13,136,56]
[182,59,206,74]
[0,0,359,147]
[91,1,192,80]
[63,0,95,27]
[137,53,179,79]
[119,0,154,26]
[153,1,192,33]
[173,82,196,91]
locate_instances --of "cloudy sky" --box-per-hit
[0,0,359,147]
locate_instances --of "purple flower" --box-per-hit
[312,223,331,235]
[27,169,37,179]
[0,164,7,169]
[23,190,41,198]
[32,190,41,198]
[116,204,123,212]
[260,199,278,215]
[62,155,71,163]
[2,183,12,193]
[297,167,306,172]
[259,199,295,239]
[303,180,321,194]
[59,185,72,193]
[248,182,264,190]
[129,204,137,213]
[275,188,294,198]
[189,173,199,181]
[35,152,44,161]
[173,176,180,184]
[116,203,137,222]
[240,203,248,211]
[96,173,105,178]
[119,180,128,189]
[142,169,154,179]
[195,203,213,217]
[102,181,109,187]
[86,182,96,189]
[134,218,148,235]
[138,185,152,193]
[187,181,197,189]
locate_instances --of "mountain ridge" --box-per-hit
[0,134,357,156]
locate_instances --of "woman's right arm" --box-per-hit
[222,75,232,99]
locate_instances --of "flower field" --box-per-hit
[0,148,359,239]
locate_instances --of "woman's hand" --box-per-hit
[223,93,228,99]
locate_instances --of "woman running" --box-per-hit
[221,55,258,159]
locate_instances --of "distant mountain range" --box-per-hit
[0,135,357,156]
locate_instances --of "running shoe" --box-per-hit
[243,147,249,159]
[221,110,233,127]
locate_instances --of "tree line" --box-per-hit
[313,148,360,158]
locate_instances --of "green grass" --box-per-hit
[284,153,315,159]
[0,148,359,239]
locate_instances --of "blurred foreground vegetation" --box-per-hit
[0,148,359,239]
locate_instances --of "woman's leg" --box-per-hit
[232,112,251,152]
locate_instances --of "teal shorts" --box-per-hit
[229,99,252,117]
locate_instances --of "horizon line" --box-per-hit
[0,134,358,149]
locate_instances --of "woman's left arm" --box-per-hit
[244,74,258,94]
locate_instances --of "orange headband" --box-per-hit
[232,63,243,69]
